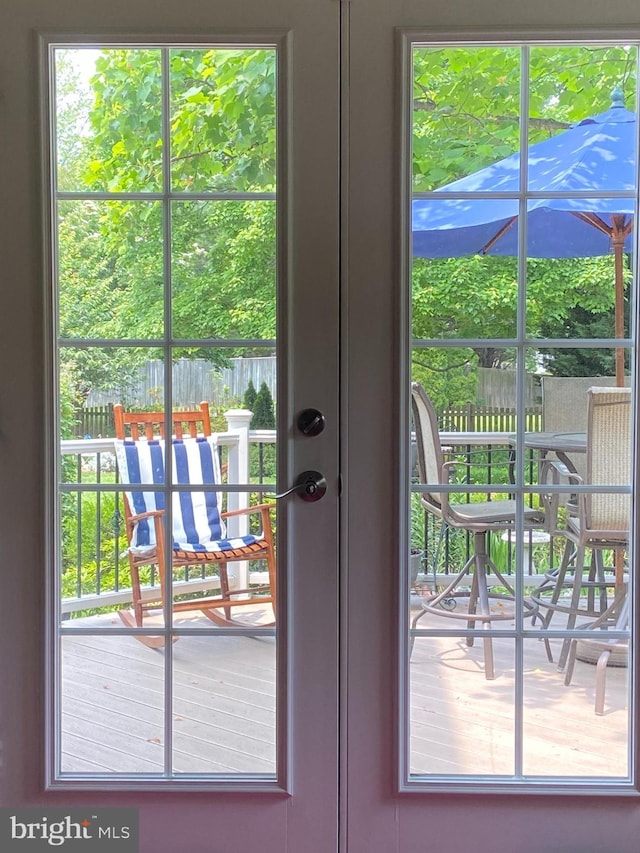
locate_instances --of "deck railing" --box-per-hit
[60,420,550,616]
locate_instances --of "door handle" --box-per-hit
[273,470,327,502]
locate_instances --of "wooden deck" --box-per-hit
[410,624,629,778]
[60,610,629,779]
[61,615,277,775]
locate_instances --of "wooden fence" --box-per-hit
[85,357,277,408]
[76,404,114,438]
[438,404,542,433]
[74,402,543,438]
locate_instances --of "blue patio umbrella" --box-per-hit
[412,88,637,384]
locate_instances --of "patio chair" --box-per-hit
[564,593,629,716]
[410,382,545,680]
[114,403,276,647]
[114,400,214,440]
[534,386,631,671]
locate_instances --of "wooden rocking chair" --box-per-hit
[114,403,276,647]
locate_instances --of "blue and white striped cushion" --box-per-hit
[115,438,262,555]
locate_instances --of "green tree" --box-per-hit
[53,45,636,408]
[252,382,275,429]
[56,47,279,401]
[84,48,276,194]
[538,303,629,376]
[412,44,636,191]
[410,44,636,403]
[243,379,257,412]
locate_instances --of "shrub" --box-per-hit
[252,381,275,429]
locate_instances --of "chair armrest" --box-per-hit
[221,502,275,540]
[127,509,165,524]
[541,457,583,486]
[126,508,166,553]
[221,501,275,519]
[538,458,582,534]
[441,459,466,478]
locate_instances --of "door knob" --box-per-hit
[274,470,327,502]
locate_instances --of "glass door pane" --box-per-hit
[52,38,282,783]
[406,39,636,787]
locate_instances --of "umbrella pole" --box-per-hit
[611,236,627,588]
[613,235,626,387]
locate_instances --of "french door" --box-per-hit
[2,0,340,851]
[3,1,640,852]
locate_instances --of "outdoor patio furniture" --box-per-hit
[114,403,276,646]
[532,387,631,671]
[564,593,629,716]
[410,382,545,680]
[114,400,214,440]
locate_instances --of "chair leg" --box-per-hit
[117,609,170,649]
[481,633,495,682]
[537,539,573,662]
[466,534,495,680]
[565,639,613,716]
[557,546,587,671]
[118,555,172,648]
[564,638,578,687]
[127,556,145,627]
[594,649,611,716]
[218,561,233,622]
[466,565,480,642]
[118,547,176,649]
[409,607,429,658]
[594,551,609,614]
[418,529,525,680]
[475,545,495,680]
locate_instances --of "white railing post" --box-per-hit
[224,409,253,594]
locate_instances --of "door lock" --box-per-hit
[297,408,326,437]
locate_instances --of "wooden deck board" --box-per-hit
[61,623,277,775]
[59,612,629,779]
[409,613,629,778]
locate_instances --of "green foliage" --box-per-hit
[60,488,124,598]
[55,47,278,404]
[539,305,620,376]
[243,379,257,412]
[412,256,518,343]
[58,361,82,439]
[252,381,275,429]
[411,348,478,410]
[413,44,636,191]
[410,492,427,552]
[53,43,639,414]
[84,47,275,193]
[54,50,95,190]
[170,200,277,347]
[250,444,276,485]
[487,531,513,574]
[411,45,637,394]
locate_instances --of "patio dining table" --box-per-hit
[507,430,586,488]
[510,430,586,469]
